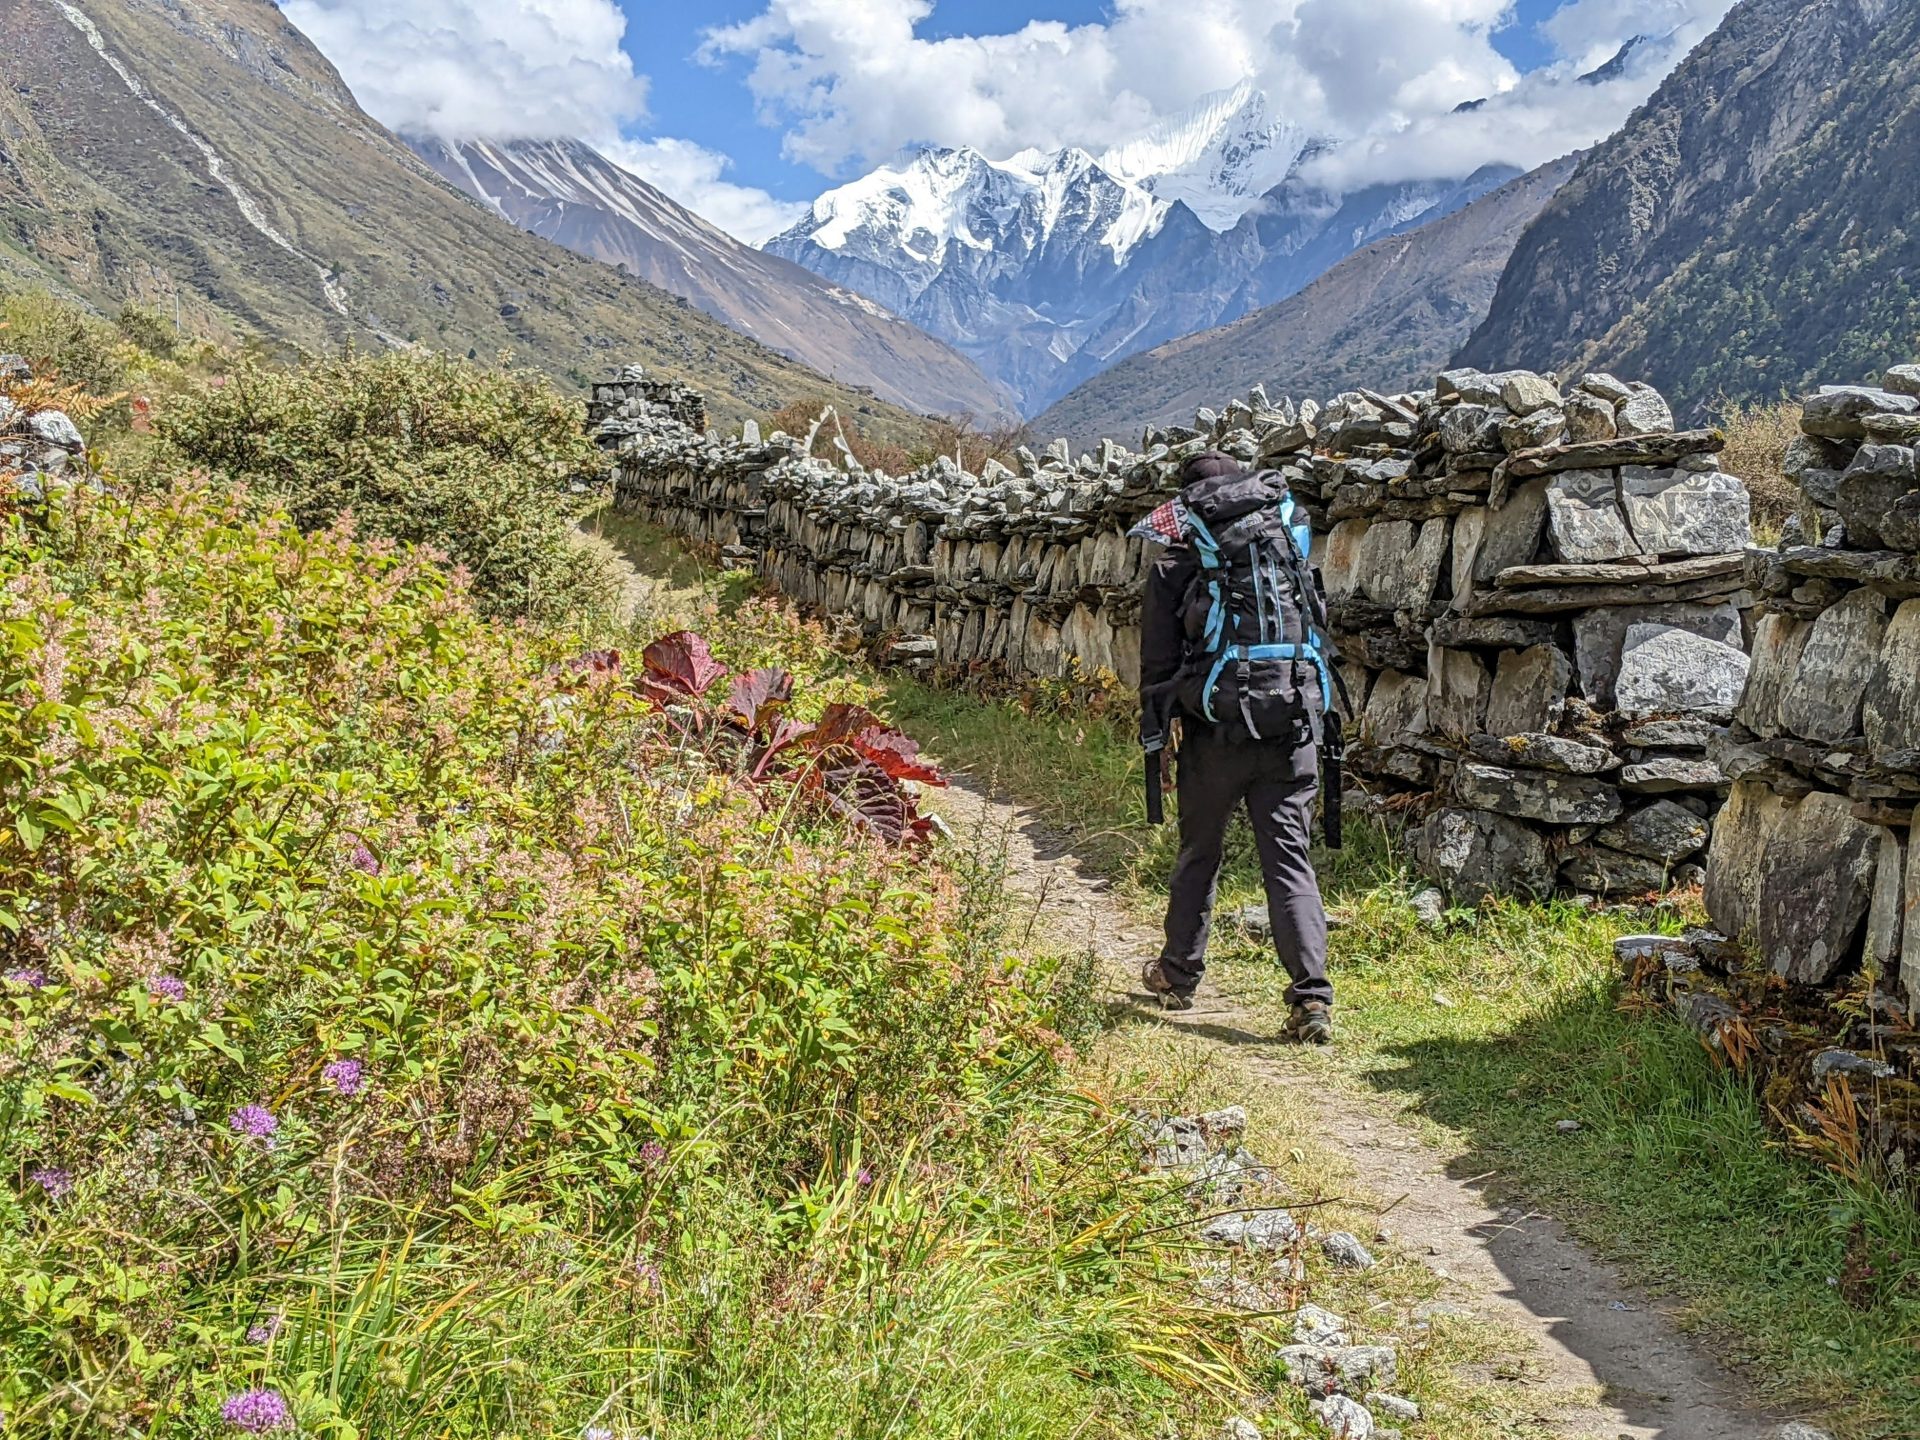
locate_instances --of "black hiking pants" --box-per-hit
[1158,724,1332,1008]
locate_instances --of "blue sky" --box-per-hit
[285,0,1729,241]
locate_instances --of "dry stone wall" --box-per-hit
[1702,368,1920,1010]
[593,361,1759,909]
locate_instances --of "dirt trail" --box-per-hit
[934,775,1804,1440]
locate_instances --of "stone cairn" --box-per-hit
[1621,367,1920,1175]
[593,363,1758,906]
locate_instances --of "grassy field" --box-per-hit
[873,671,1920,1439]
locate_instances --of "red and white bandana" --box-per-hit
[1128,497,1190,547]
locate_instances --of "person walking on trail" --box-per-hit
[1131,451,1344,1045]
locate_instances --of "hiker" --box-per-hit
[1132,452,1340,1045]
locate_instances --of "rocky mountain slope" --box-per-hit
[1456,0,1920,419]
[767,86,1513,414]
[0,0,924,434]
[408,136,1015,421]
[1031,157,1577,447]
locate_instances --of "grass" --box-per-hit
[863,677,1920,1439]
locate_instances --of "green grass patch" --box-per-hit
[869,682,1920,1438]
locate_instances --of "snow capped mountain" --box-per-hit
[767,85,1525,415]
[1099,82,1309,230]
[410,135,1016,421]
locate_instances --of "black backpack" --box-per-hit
[1161,469,1350,843]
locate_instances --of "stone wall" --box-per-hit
[1702,370,1920,1011]
[593,361,1760,907]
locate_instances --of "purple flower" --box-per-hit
[639,1140,666,1167]
[246,1313,283,1344]
[856,1167,874,1187]
[321,1059,364,1097]
[30,1166,72,1199]
[632,1258,662,1291]
[228,1104,279,1141]
[220,1388,292,1432]
[148,973,187,1003]
[343,837,379,875]
[3,966,47,989]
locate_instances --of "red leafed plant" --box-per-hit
[618,633,946,845]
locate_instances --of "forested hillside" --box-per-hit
[1457,0,1920,416]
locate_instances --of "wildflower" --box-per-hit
[149,973,187,1003]
[3,966,47,989]
[246,1313,283,1344]
[228,1104,279,1141]
[321,1058,365,1097]
[219,1388,293,1432]
[856,1167,874,1187]
[631,1258,662,1291]
[638,1139,666,1167]
[29,1166,73,1200]
[343,836,379,875]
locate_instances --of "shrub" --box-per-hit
[1714,397,1803,535]
[152,348,617,622]
[0,477,1066,1434]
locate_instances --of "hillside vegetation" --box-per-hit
[0,314,1288,1437]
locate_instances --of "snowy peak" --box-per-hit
[1100,83,1309,230]
[794,143,1166,272]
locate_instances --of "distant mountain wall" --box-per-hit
[1457,0,1920,419]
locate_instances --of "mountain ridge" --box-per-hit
[1456,0,1920,417]
[0,0,928,435]
[1030,156,1578,447]
[767,88,1514,414]
[408,135,1016,421]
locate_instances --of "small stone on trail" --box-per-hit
[1556,1119,1583,1134]
[1322,1231,1377,1270]
[1217,1420,1261,1440]
[1292,1303,1351,1347]
[1430,991,1454,1009]
[1775,1425,1835,1440]
[1202,1207,1302,1251]
[1368,1394,1421,1422]
[1316,1394,1376,1439]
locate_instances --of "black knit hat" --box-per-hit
[1179,450,1244,486]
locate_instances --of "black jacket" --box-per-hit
[1140,543,1200,700]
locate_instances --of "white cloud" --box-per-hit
[283,0,649,139]
[1303,0,1739,188]
[700,0,1738,191]
[601,137,809,244]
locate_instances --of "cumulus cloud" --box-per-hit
[701,0,1738,191]
[600,137,809,244]
[283,0,648,139]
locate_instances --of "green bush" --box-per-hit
[0,477,1078,1436]
[151,348,617,623]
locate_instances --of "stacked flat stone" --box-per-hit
[1303,370,1754,903]
[592,364,1757,903]
[1704,365,1920,1010]
[0,354,89,496]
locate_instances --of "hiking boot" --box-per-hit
[1286,1000,1335,1046]
[1140,960,1195,1012]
